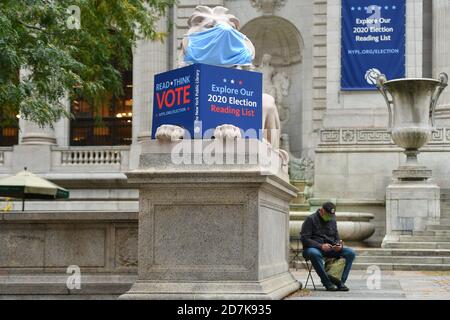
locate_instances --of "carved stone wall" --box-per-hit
[0,211,138,273]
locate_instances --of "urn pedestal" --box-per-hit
[119,139,300,299]
[377,74,447,247]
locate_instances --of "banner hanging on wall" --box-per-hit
[341,0,406,90]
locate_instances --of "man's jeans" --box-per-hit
[303,247,356,287]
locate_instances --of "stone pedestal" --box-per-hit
[120,139,300,300]
[383,181,440,247]
[11,144,52,173]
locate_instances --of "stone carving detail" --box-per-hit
[342,129,355,143]
[320,128,450,145]
[257,54,291,123]
[289,157,314,182]
[250,0,287,14]
[116,228,138,268]
[357,130,391,143]
[431,128,444,142]
[280,134,314,186]
[320,130,340,143]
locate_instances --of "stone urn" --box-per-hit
[377,74,448,245]
[377,73,448,180]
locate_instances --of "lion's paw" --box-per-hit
[155,125,185,142]
[213,124,242,140]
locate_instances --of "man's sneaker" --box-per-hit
[337,284,350,291]
[324,283,338,291]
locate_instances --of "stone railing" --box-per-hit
[0,151,4,165]
[61,149,122,165]
[51,146,131,173]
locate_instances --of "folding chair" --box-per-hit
[289,236,302,270]
[289,236,317,290]
[302,257,317,290]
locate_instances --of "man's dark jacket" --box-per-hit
[300,209,340,250]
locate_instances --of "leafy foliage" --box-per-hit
[0,0,174,128]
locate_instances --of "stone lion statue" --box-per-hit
[178,6,255,68]
[156,6,286,165]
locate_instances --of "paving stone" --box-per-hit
[286,270,450,300]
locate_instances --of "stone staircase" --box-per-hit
[354,188,450,271]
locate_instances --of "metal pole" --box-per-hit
[22,197,25,211]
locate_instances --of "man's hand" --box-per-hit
[321,243,333,252]
[333,240,343,252]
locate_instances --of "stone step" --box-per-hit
[438,218,450,224]
[398,235,450,242]
[426,223,450,231]
[413,231,437,236]
[0,274,136,297]
[383,242,450,249]
[293,262,450,271]
[414,230,450,236]
[355,248,450,257]
[351,263,450,271]
[432,230,450,236]
[355,256,450,265]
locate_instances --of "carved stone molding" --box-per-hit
[320,128,450,146]
[250,0,286,14]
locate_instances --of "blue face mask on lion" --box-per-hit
[184,23,253,67]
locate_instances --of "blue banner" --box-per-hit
[341,0,405,90]
[152,64,262,139]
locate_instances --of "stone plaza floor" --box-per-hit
[286,269,450,300]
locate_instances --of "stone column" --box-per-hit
[132,16,168,144]
[17,68,57,146]
[432,0,450,125]
[19,119,56,145]
[129,15,168,170]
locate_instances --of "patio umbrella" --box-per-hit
[0,167,69,211]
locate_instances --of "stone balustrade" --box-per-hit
[61,149,122,165]
[52,146,130,172]
[0,146,131,176]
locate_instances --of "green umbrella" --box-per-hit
[0,167,69,211]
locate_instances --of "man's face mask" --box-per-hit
[184,23,253,66]
[321,208,335,222]
[321,212,333,222]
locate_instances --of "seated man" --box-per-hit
[300,202,356,291]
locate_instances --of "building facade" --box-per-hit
[1,1,450,284]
